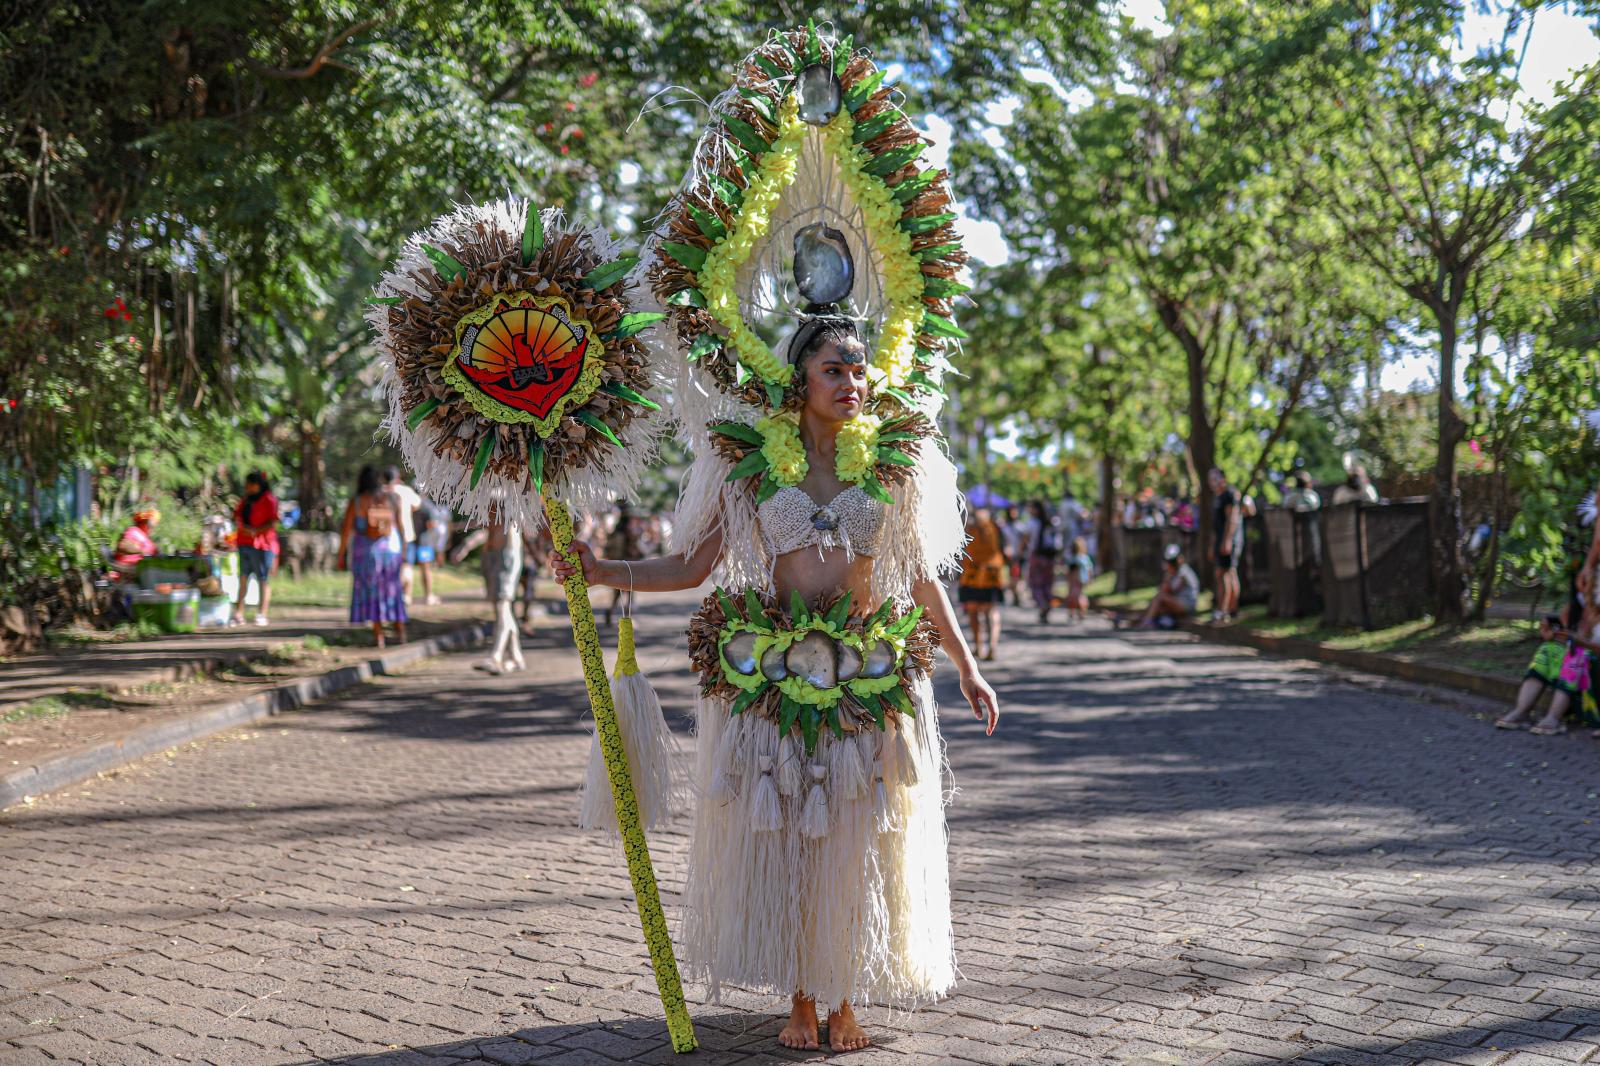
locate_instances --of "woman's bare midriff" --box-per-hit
[772,547,875,614]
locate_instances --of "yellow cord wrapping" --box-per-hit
[545,499,697,1053]
[615,617,640,677]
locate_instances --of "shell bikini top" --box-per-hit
[757,484,885,561]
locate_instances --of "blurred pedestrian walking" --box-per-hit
[475,511,525,675]
[1026,500,1063,622]
[338,465,407,647]
[232,470,280,626]
[958,504,1008,660]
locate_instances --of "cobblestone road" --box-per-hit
[4,597,1600,1066]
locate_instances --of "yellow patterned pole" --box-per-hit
[544,497,697,1053]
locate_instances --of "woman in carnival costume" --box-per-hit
[554,23,999,1052]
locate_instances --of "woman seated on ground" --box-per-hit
[1119,544,1199,630]
[1496,600,1600,737]
[111,506,161,575]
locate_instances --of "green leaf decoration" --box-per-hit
[581,255,638,292]
[907,370,947,395]
[744,590,771,629]
[662,241,707,272]
[469,434,494,489]
[722,115,771,156]
[764,380,786,408]
[825,703,845,740]
[900,211,956,235]
[833,34,853,76]
[707,174,744,209]
[687,204,728,243]
[918,242,962,262]
[715,586,741,621]
[865,144,925,177]
[404,397,441,431]
[741,91,776,124]
[891,169,940,204]
[921,276,970,299]
[689,332,724,362]
[422,244,465,282]
[876,429,920,443]
[789,588,808,624]
[779,695,801,736]
[711,420,764,445]
[844,69,886,112]
[753,54,787,81]
[862,477,895,505]
[755,473,782,505]
[725,450,770,482]
[521,208,544,265]
[728,143,755,176]
[804,18,822,65]
[865,599,894,629]
[868,693,888,730]
[892,605,925,636]
[668,287,707,308]
[886,684,915,718]
[368,295,406,305]
[878,446,916,466]
[825,590,852,627]
[598,380,661,410]
[603,312,667,341]
[730,687,762,716]
[573,410,623,448]
[921,313,969,339]
[800,704,821,756]
[852,112,897,144]
[882,386,915,406]
[528,440,544,495]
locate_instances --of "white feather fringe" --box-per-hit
[750,756,784,832]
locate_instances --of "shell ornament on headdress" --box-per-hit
[650,21,969,506]
[368,199,665,532]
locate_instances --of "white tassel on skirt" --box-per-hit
[578,619,682,833]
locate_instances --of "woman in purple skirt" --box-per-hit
[338,465,408,647]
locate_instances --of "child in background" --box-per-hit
[1065,536,1094,622]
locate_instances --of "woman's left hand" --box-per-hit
[960,668,1000,736]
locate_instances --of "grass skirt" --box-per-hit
[677,675,955,1010]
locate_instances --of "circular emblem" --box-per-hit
[442,292,603,436]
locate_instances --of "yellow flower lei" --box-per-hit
[698,95,809,386]
[756,412,880,488]
[820,109,926,390]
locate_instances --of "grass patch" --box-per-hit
[1,690,116,728]
[271,564,482,607]
[46,619,165,646]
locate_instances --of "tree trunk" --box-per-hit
[1156,298,1217,586]
[1097,452,1116,573]
[298,421,327,530]
[1431,308,1466,623]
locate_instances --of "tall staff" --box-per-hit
[367,199,695,1053]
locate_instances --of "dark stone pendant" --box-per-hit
[796,63,843,125]
[812,505,840,532]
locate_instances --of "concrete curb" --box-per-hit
[1,622,490,811]
[1178,619,1523,703]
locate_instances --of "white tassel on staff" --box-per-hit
[578,616,681,832]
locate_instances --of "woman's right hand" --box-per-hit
[549,539,603,585]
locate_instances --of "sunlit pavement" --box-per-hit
[4,596,1599,1065]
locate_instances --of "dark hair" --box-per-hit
[786,305,868,408]
[1030,500,1049,520]
[382,464,402,484]
[356,464,383,496]
[1294,470,1313,489]
[244,469,271,494]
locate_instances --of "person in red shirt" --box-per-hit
[232,470,280,626]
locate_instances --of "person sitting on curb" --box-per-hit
[1117,544,1199,630]
[1496,601,1598,736]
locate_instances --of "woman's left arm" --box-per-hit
[911,576,1000,735]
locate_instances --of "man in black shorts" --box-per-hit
[1209,467,1243,622]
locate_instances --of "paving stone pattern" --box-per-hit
[3,597,1600,1065]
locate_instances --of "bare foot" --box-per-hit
[827,1000,871,1052]
[778,994,818,1050]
